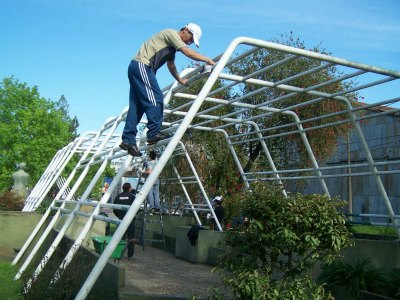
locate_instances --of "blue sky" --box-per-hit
[1,0,399,135]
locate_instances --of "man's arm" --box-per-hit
[142,165,153,175]
[179,46,216,66]
[168,47,216,85]
[167,61,188,85]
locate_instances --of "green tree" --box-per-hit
[55,94,79,136]
[0,77,78,191]
[216,182,353,299]
[163,62,242,197]
[162,33,359,199]
[227,32,359,180]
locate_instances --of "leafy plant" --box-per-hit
[34,197,54,215]
[319,259,388,298]
[388,268,400,299]
[0,191,24,211]
[215,182,353,298]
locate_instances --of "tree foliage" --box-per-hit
[216,182,353,299]
[0,77,78,191]
[162,64,242,197]
[161,33,359,200]
[227,32,358,175]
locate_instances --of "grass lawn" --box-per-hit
[0,262,23,299]
[350,224,398,239]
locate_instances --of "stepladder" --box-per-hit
[133,162,166,251]
[136,204,166,251]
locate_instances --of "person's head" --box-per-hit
[104,182,109,188]
[149,150,157,160]
[213,196,223,205]
[122,182,131,192]
[179,23,202,47]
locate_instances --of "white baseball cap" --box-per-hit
[213,196,223,202]
[186,23,202,47]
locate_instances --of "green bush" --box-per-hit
[34,196,53,215]
[216,182,353,299]
[388,268,400,299]
[319,259,400,299]
[319,259,387,298]
[0,191,24,211]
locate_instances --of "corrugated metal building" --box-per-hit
[289,103,400,219]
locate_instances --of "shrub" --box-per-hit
[319,259,391,298]
[34,196,53,214]
[388,268,400,299]
[216,182,353,299]
[0,191,24,211]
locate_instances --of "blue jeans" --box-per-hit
[122,60,164,145]
[147,179,160,209]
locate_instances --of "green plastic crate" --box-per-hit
[91,236,126,259]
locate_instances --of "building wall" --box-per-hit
[0,210,106,260]
[286,111,400,217]
[0,211,43,259]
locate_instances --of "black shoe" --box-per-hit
[119,142,142,157]
[147,132,170,145]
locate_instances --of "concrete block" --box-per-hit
[175,226,225,264]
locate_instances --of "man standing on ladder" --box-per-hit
[120,23,216,157]
[142,151,161,212]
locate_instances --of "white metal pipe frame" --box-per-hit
[13,36,400,299]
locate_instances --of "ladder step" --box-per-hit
[139,205,165,249]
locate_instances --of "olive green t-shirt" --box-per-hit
[134,29,186,72]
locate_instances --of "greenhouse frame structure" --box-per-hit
[14,36,400,299]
